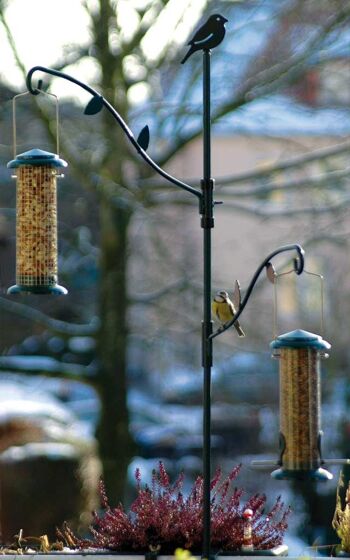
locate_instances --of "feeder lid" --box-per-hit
[7,149,68,168]
[270,329,331,351]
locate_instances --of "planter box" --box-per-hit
[0,545,289,559]
[1,551,290,560]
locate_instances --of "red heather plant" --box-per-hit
[58,462,290,553]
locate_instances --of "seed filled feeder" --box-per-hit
[251,268,349,480]
[252,327,349,479]
[7,148,68,294]
[270,329,332,480]
[7,90,67,295]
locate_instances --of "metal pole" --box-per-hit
[201,48,214,560]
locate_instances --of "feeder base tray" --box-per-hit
[7,284,68,295]
[271,466,333,481]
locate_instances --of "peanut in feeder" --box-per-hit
[7,149,67,294]
[251,267,349,480]
[270,328,332,481]
[7,90,68,295]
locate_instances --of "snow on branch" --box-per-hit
[0,355,96,382]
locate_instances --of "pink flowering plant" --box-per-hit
[59,462,290,553]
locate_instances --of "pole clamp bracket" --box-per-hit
[200,178,215,228]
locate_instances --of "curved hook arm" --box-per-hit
[26,66,202,200]
[209,243,305,340]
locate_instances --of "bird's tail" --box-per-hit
[181,46,194,64]
[234,320,245,338]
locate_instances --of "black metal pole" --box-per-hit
[201,48,214,560]
[25,53,307,558]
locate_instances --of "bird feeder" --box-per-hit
[7,149,67,294]
[270,329,332,480]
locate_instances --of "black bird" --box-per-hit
[181,14,228,64]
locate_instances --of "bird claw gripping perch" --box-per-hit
[212,287,246,337]
[210,244,305,340]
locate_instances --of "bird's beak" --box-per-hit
[222,17,228,23]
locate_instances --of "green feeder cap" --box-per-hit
[270,329,331,351]
[7,149,68,169]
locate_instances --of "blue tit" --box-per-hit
[212,290,245,337]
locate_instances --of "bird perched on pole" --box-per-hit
[181,14,228,64]
[212,290,245,337]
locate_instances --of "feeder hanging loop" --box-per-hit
[210,243,305,340]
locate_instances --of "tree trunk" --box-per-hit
[95,196,135,504]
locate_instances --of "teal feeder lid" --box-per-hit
[7,149,68,169]
[271,329,331,352]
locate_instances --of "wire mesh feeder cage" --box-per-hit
[251,268,349,480]
[7,149,67,295]
[270,329,332,481]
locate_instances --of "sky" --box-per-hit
[0,1,90,93]
[2,1,349,134]
[0,0,205,102]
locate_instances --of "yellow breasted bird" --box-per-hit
[212,290,245,337]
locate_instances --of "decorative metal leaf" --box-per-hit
[266,262,276,284]
[84,95,104,115]
[137,125,150,151]
[233,280,242,309]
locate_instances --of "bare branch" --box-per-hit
[148,188,350,217]
[0,355,96,383]
[0,7,100,194]
[141,139,350,191]
[217,167,350,197]
[219,194,350,218]
[130,277,190,304]
[50,46,92,73]
[156,4,350,167]
[146,167,350,206]
[0,7,26,77]
[121,2,166,58]
[237,4,350,100]
[302,231,350,249]
[0,296,98,336]
[216,141,350,187]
